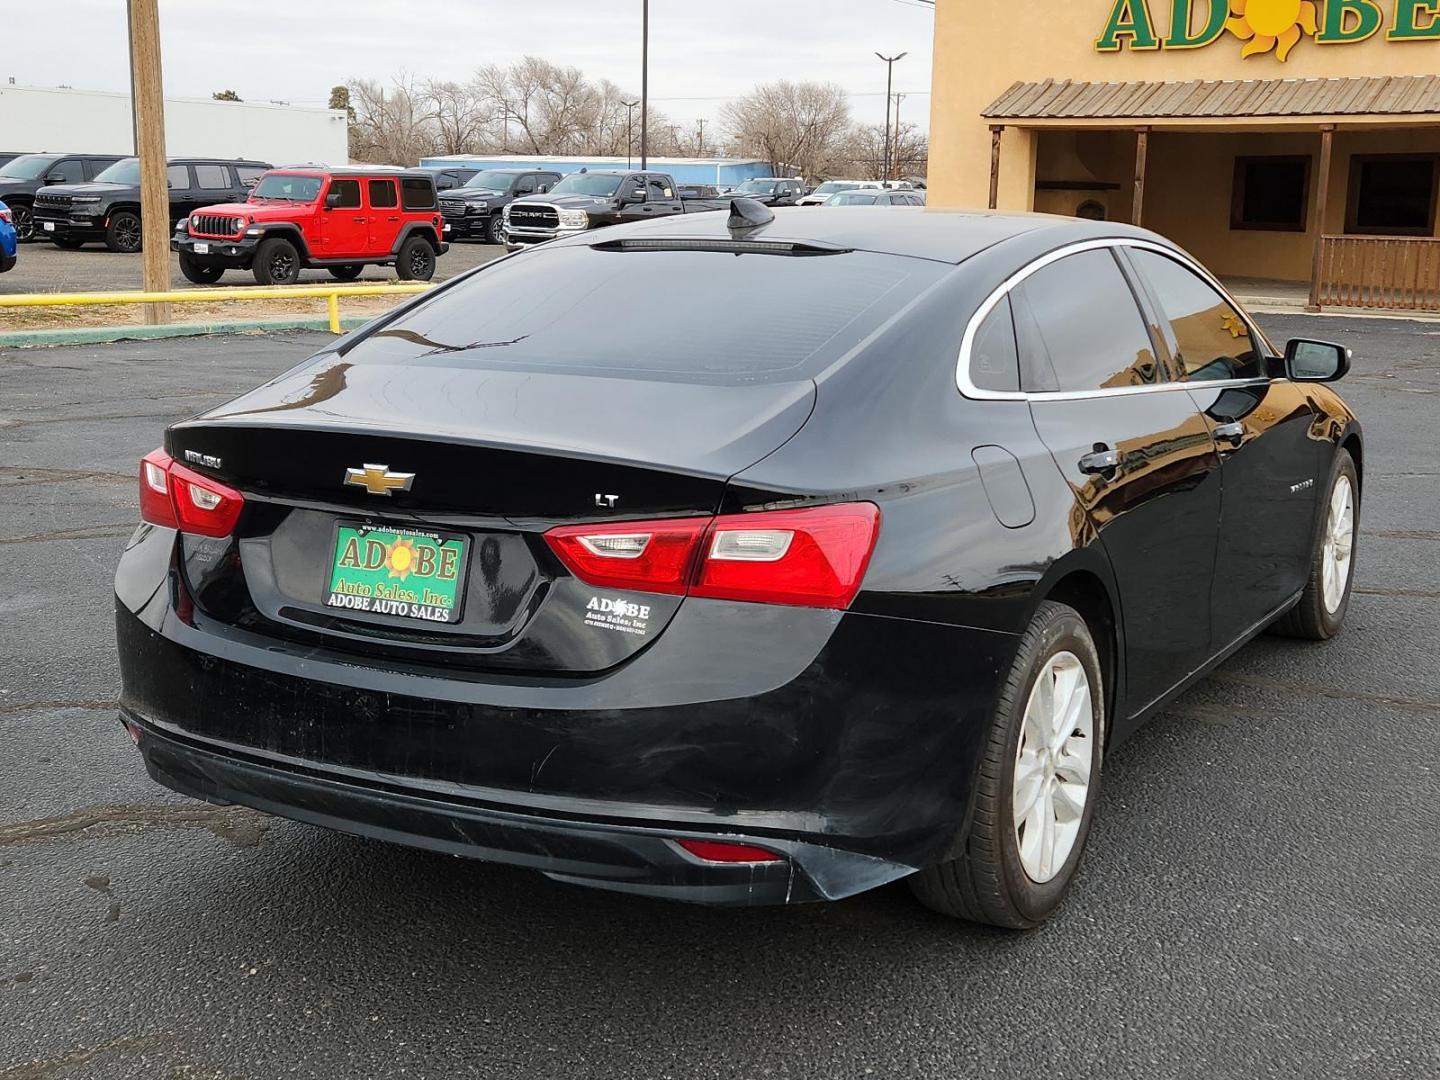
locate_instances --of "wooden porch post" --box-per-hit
[1307,124,1336,313]
[988,126,1004,210]
[1132,127,1150,227]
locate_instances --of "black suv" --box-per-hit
[439,168,563,244]
[0,153,126,241]
[34,157,270,252]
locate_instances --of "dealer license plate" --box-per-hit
[193,242,209,254]
[325,523,468,625]
[42,222,54,232]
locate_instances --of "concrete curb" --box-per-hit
[0,315,371,349]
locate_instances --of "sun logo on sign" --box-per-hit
[386,537,418,581]
[1225,0,1319,62]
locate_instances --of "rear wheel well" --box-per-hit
[1341,434,1363,493]
[1042,572,1118,740]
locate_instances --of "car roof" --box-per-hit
[265,167,437,178]
[552,205,1164,265]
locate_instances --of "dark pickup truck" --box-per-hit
[502,169,727,249]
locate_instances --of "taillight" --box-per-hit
[0,206,11,223]
[543,502,880,610]
[138,448,245,537]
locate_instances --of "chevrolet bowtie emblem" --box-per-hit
[344,464,415,497]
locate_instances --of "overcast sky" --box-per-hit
[4,0,935,133]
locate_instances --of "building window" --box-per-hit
[1231,156,1311,233]
[1346,155,1440,237]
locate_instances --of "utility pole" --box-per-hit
[622,100,639,169]
[128,0,170,323]
[696,118,706,157]
[875,51,907,183]
[640,0,650,170]
[892,93,906,180]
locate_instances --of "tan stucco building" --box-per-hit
[928,0,1440,309]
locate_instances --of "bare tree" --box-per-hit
[426,80,489,157]
[720,80,850,177]
[829,122,929,181]
[347,75,439,165]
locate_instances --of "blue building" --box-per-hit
[419,154,789,187]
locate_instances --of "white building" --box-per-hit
[0,85,347,166]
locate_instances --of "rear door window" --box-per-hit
[236,165,266,188]
[194,164,231,190]
[1016,249,1161,393]
[361,246,944,385]
[647,177,672,200]
[167,164,191,190]
[1127,249,1264,383]
[368,179,399,208]
[401,177,436,210]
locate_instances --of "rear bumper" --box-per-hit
[116,525,1016,905]
[129,713,908,905]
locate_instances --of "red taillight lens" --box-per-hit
[544,517,709,596]
[542,502,879,610]
[137,448,245,537]
[0,206,12,224]
[693,503,881,610]
[675,839,783,864]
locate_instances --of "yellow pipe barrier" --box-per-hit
[0,283,434,335]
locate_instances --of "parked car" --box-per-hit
[725,177,804,206]
[171,167,447,285]
[0,152,125,241]
[676,183,722,199]
[0,153,28,170]
[34,157,271,252]
[826,190,926,206]
[503,169,727,248]
[116,206,1362,928]
[439,168,563,244]
[797,180,882,207]
[414,165,481,192]
[0,200,16,272]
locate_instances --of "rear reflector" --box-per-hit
[676,839,784,864]
[543,502,880,610]
[138,448,246,538]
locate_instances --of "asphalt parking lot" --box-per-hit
[0,237,503,294]
[2,314,1437,1079]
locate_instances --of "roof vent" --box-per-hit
[727,197,774,232]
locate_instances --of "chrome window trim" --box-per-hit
[955,237,1277,402]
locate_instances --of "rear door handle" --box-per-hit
[1078,446,1121,475]
[1213,421,1246,447]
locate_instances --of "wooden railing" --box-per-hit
[1313,235,1440,311]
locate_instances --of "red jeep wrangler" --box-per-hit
[171,167,447,286]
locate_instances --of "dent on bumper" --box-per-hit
[130,714,913,905]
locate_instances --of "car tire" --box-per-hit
[253,237,301,286]
[1270,448,1359,641]
[486,214,505,245]
[394,236,436,281]
[105,211,143,253]
[10,202,35,242]
[51,236,85,250]
[328,264,363,281]
[178,252,224,285]
[910,600,1105,929]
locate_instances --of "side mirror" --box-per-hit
[47,173,66,184]
[628,189,646,203]
[324,192,343,210]
[1286,339,1351,383]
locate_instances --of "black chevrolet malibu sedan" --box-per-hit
[116,204,1362,928]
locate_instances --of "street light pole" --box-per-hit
[696,118,706,157]
[622,100,639,169]
[875,51,907,182]
[640,0,650,170]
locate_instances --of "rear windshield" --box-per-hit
[360,245,941,385]
[830,192,880,205]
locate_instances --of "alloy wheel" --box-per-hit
[409,248,432,276]
[1012,650,1094,884]
[116,217,141,251]
[12,203,34,241]
[270,250,297,282]
[1322,474,1355,614]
